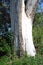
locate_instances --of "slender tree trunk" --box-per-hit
[10,0,38,57]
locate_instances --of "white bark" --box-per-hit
[22,0,38,56]
[22,0,36,56]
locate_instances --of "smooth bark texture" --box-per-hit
[10,0,38,56]
[22,0,38,56]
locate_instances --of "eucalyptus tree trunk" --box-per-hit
[10,0,23,56]
[10,0,38,56]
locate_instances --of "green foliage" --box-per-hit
[0,56,11,65]
[0,32,13,56]
[0,38,10,52]
[12,58,22,65]
[0,54,43,65]
[33,13,43,55]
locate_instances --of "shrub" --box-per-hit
[0,32,13,56]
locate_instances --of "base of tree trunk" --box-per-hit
[22,7,36,56]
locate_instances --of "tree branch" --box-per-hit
[25,0,38,20]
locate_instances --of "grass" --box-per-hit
[0,53,43,65]
[0,55,12,65]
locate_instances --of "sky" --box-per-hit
[37,2,43,12]
[37,0,43,12]
[41,3,43,9]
